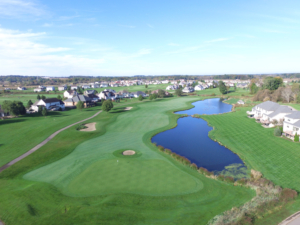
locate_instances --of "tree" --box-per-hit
[219,81,227,94]
[42,107,47,116]
[263,77,283,90]
[102,100,113,112]
[234,84,237,91]
[282,86,292,103]
[38,106,43,114]
[274,127,282,136]
[26,100,33,109]
[149,94,154,100]
[67,86,71,91]
[145,85,148,88]
[153,93,158,99]
[291,83,300,102]
[157,89,165,98]
[175,88,183,97]
[295,133,299,142]
[250,82,258,94]
[138,94,143,101]
[76,101,84,110]
[57,95,62,101]
[41,95,46,100]
[2,100,26,116]
[37,94,41,100]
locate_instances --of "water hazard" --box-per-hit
[152,98,246,173]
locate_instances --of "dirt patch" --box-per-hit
[80,122,96,132]
[124,107,133,111]
[122,150,136,155]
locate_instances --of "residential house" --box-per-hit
[4,88,10,90]
[131,91,147,98]
[17,87,26,91]
[85,94,99,102]
[283,111,300,138]
[91,83,100,88]
[166,85,179,90]
[237,100,245,105]
[248,101,293,124]
[100,83,109,88]
[34,88,44,92]
[151,90,170,96]
[64,90,78,98]
[161,80,169,84]
[71,86,78,90]
[58,86,67,91]
[82,85,91,89]
[98,90,116,100]
[84,90,96,95]
[38,85,46,89]
[116,90,131,98]
[182,87,194,93]
[46,86,55,91]
[64,95,94,108]
[194,85,205,91]
[31,98,65,111]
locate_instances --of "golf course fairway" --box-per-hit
[0,97,255,225]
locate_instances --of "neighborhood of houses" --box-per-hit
[248,101,300,139]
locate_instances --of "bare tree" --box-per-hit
[291,83,300,102]
[282,86,292,103]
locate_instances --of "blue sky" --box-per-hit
[0,0,300,76]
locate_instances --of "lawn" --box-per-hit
[0,97,255,225]
[202,107,300,191]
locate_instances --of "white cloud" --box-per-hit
[0,0,46,18]
[42,23,53,27]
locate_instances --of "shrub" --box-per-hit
[165,149,172,154]
[224,176,235,183]
[211,93,216,96]
[76,124,87,130]
[157,145,164,152]
[274,127,282,136]
[294,133,299,142]
[280,188,297,202]
[198,167,214,176]
[190,163,198,170]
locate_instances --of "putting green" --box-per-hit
[24,97,204,196]
[67,159,202,196]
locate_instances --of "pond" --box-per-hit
[152,98,245,173]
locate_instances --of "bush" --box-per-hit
[280,188,297,202]
[190,163,198,170]
[76,124,87,130]
[157,145,164,152]
[294,133,299,142]
[274,127,282,136]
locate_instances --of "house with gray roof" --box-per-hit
[64,95,94,108]
[31,98,65,112]
[249,101,293,124]
[131,91,147,98]
[283,111,300,138]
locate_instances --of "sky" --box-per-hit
[1,0,300,76]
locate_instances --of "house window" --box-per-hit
[293,127,299,132]
[287,126,289,128]
[288,119,290,121]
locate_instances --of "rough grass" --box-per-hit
[0,97,255,225]
[202,107,300,191]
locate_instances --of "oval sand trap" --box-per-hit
[124,107,132,111]
[80,122,96,131]
[122,150,136,155]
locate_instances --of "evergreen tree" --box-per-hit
[138,94,143,101]
[219,81,227,94]
[38,106,43,114]
[145,85,148,88]
[175,88,183,97]
[37,94,41,100]
[26,100,33,109]
[41,95,46,100]
[294,133,299,142]
[157,89,165,98]
[42,107,47,116]
[149,94,154,100]
[57,95,62,101]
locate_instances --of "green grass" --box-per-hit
[0,97,255,225]
[202,107,300,191]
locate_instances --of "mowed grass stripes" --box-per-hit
[202,107,300,191]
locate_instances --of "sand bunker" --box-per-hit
[80,122,96,131]
[124,107,133,111]
[122,150,136,155]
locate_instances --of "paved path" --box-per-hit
[279,211,300,225]
[0,110,102,173]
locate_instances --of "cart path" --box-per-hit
[0,110,102,173]
[279,211,300,225]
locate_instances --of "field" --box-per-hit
[202,107,300,191]
[0,96,255,225]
